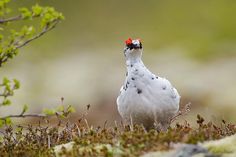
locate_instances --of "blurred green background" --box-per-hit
[1,0,236,125]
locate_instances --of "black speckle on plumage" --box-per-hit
[131,77,135,80]
[124,48,127,57]
[171,94,177,99]
[137,88,142,94]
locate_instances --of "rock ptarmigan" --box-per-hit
[117,38,180,130]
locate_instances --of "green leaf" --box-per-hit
[43,108,55,115]
[23,26,35,36]
[0,119,4,128]
[67,105,76,113]
[0,0,10,9]
[22,104,28,114]
[2,99,11,106]
[20,26,35,36]
[32,4,43,16]
[13,79,20,89]
[3,77,10,85]
[5,117,11,125]
[56,105,64,112]
[15,126,23,132]
[5,84,11,92]
[59,114,66,118]
[19,7,32,19]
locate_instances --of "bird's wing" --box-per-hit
[143,76,180,110]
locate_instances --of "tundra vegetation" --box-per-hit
[0,1,236,157]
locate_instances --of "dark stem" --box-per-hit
[0,15,22,24]
[0,113,47,120]
[15,20,59,49]
[0,93,13,97]
[0,20,60,67]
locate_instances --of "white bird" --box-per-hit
[117,38,180,130]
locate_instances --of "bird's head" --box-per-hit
[124,38,143,61]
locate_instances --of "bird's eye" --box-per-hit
[127,44,134,50]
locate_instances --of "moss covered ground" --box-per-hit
[0,114,235,157]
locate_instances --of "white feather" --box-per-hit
[117,39,180,129]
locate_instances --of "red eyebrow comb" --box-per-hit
[125,38,132,45]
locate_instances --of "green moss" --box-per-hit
[203,134,236,154]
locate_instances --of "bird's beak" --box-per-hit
[133,43,142,49]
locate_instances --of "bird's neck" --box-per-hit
[126,57,145,70]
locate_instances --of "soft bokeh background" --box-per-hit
[1,0,236,125]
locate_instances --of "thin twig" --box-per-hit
[171,102,191,123]
[0,20,60,67]
[0,15,22,24]
[75,124,81,137]
[15,20,59,49]
[0,93,13,97]
[0,113,47,120]
[84,119,90,131]
[47,135,51,149]
[0,130,6,135]
[129,115,134,131]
